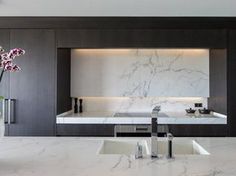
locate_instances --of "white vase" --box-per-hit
[0,101,4,137]
[0,112,4,137]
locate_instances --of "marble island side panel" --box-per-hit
[0,137,235,176]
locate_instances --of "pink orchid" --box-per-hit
[4,62,21,72]
[0,53,9,60]
[0,47,25,83]
[0,48,25,72]
[8,48,25,60]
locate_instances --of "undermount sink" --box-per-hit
[97,139,209,156]
[98,139,150,155]
[157,139,210,155]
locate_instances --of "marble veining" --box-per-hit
[0,137,236,176]
[120,49,209,97]
[71,49,209,97]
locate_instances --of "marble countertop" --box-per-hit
[0,137,235,176]
[57,111,227,124]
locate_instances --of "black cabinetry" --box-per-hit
[56,124,114,136]
[57,29,226,48]
[3,30,56,136]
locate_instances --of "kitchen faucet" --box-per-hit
[135,142,143,159]
[167,133,174,159]
[151,106,174,159]
[151,106,161,158]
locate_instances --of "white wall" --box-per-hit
[0,0,235,16]
[71,49,209,97]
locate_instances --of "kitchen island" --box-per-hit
[57,111,227,124]
[0,137,235,176]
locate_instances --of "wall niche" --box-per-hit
[71,49,209,97]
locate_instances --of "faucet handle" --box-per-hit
[167,133,174,140]
[152,106,161,118]
[135,142,143,159]
[154,105,161,110]
[152,106,161,113]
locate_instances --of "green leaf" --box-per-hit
[0,96,4,100]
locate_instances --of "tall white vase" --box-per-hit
[0,101,4,138]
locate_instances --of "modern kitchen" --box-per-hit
[56,48,227,137]
[0,1,236,175]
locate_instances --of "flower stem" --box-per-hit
[0,69,4,83]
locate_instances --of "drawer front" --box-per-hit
[115,125,151,133]
[56,124,115,136]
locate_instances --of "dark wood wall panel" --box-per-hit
[228,30,236,136]
[57,29,226,48]
[0,30,10,99]
[208,49,227,115]
[0,30,10,136]
[1,17,236,29]
[57,49,71,115]
[8,29,56,136]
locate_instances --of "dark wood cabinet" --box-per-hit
[5,29,56,136]
[227,30,236,136]
[57,29,226,48]
[56,124,115,136]
[0,30,10,136]
[57,49,71,115]
[0,30,10,99]
[169,125,227,137]
[208,49,227,115]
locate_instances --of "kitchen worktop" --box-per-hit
[0,137,235,176]
[57,111,227,124]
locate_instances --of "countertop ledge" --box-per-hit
[0,137,235,176]
[56,110,227,124]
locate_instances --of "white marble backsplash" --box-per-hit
[76,97,207,113]
[71,49,209,97]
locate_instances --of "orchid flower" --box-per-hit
[0,48,25,72]
[0,47,25,83]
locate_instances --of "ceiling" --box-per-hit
[0,0,235,17]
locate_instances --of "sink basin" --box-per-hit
[98,139,150,155]
[157,139,210,155]
[98,139,209,156]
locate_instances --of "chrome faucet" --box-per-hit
[151,118,158,158]
[151,106,161,158]
[135,142,143,159]
[167,133,174,159]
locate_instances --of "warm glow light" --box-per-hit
[78,97,130,100]
[74,48,209,53]
[78,97,206,100]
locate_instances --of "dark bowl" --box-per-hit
[198,109,211,114]
[185,108,196,114]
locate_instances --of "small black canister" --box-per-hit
[74,98,78,114]
[79,98,83,113]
